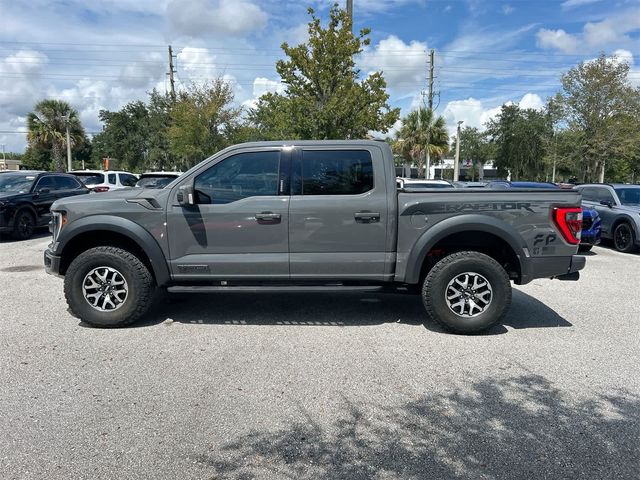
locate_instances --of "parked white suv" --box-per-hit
[69,170,138,192]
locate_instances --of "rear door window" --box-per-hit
[301,150,373,195]
[119,173,138,187]
[580,187,598,202]
[108,173,117,185]
[35,176,57,191]
[54,176,81,190]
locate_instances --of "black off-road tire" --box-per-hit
[12,209,36,240]
[613,223,637,253]
[422,251,512,334]
[64,246,155,327]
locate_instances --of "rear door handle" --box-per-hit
[255,211,281,223]
[354,211,380,223]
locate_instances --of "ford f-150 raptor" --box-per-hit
[44,141,585,333]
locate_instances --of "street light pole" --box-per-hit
[453,120,463,181]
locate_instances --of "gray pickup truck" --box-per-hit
[44,140,585,333]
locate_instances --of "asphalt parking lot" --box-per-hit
[1,233,639,480]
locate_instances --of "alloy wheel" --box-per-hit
[82,266,129,311]
[614,224,632,251]
[445,272,493,318]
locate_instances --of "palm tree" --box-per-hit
[27,100,84,172]
[395,108,449,178]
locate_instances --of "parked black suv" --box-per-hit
[0,171,89,239]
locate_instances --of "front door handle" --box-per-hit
[354,211,380,223]
[255,211,281,223]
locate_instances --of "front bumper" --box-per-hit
[519,254,586,284]
[44,248,63,277]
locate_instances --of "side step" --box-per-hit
[167,285,387,294]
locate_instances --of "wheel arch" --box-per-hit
[402,214,528,285]
[57,216,170,286]
[611,215,638,236]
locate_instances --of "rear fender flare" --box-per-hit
[403,214,528,284]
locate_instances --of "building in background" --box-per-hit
[0,158,22,171]
[396,159,500,181]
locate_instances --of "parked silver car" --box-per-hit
[577,184,640,252]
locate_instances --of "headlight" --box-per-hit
[50,211,67,242]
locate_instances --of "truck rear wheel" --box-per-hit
[64,246,155,327]
[422,251,511,334]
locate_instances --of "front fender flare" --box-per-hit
[402,214,529,284]
[56,215,170,286]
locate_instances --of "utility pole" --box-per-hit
[346,0,353,28]
[427,49,434,110]
[167,45,177,101]
[600,160,605,183]
[424,49,435,179]
[454,120,463,181]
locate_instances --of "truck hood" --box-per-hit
[51,187,164,212]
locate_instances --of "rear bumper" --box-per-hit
[44,248,63,278]
[519,254,585,284]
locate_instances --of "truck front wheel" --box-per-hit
[422,251,512,334]
[64,246,155,327]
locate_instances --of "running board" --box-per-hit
[167,285,387,294]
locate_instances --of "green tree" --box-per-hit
[92,90,172,172]
[168,79,242,169]
[395,108,448,178]
[457,126,493,181]
[486,105,551,180]
[558,53,639,182]
[26,99,85,172]
[250,4,399,140]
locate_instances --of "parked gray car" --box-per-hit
[576,184,640,253]
[45,141,585,333]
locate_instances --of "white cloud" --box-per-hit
[536,28,578,54]
[0,50,49,117]
[561,0,602,9]
[118,53,165,89]
[442,92,543,136]
[178,47,218,80]
[167,0,268,38]
[242,77,285,109]
[360,35,427,94]
[537,8,640,53]
[519,93,544,111]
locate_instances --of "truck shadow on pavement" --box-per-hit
[191,374,640,480]
[136,289,571,334]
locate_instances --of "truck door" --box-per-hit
[166,148,290,280]
[288,147,389,281]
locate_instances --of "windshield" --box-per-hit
[136,176,176,189]
[0,174,36,194]
[615,187,640,206]
[72,173,104,186]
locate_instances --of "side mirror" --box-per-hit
[599,200,613,208]
[177,183,195,206]
[38,188,51,194]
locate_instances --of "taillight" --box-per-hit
[92,186,110,193]
[553,207,582,245]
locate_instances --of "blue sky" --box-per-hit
[0,0,638,152]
